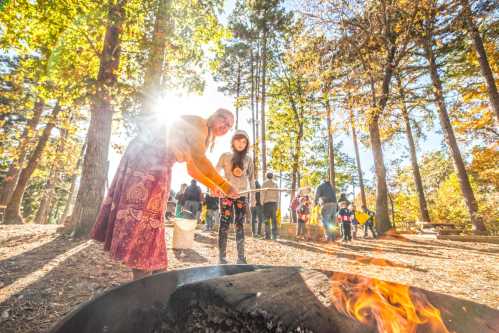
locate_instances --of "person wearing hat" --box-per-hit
[262,172,279,240]
[216,130,255,264]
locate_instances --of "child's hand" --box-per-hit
[210,187,224,198]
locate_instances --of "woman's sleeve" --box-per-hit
[187,145,231,194]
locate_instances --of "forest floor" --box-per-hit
[0,224,498,333]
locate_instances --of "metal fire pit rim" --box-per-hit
[47,264,285,333]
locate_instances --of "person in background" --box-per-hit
[216,130,255,264]
[250,179,264,237]
[175,183,187,217]
[349,203,359,240]
[204,191,219,232]
[262,172,279,240]
[315,179,337,242]
[296,195,311,240]
[338,193,350,206]
[362,205,377,239]
[337,201,352,242]
[184,179,202,221]
[337,193,350,238]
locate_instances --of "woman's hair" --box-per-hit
[206,108,234,152]
[231,133,249,173]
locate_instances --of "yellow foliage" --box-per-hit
[470,143,499,190]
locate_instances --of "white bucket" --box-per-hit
[172,218,197,249]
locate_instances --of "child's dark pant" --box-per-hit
[342,221,352,241]
[218,197,246,261]
[297,220,306,236]
[364,220,377,238]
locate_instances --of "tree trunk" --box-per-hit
[423,32,488,235]
[59,142,86,225]
[4,104,61,224]
[260,29,268,177]
[71,0,127,237]
[34,128,68,224]
[368,120,391,233]
[142,0,171,115]
[388,192,395,226]
[250,50,257,176]
[367,43,396,234]
[278,169,282,211]
[460,0,499,122]
[34,179,55,225]
[290,127,303,201]
[288,89,303,201]
[349,109,367,208]
[0,100,44,206]
[235,62,241,130]
[397,76,431,222]
[324,93,336,191]
[254,45,261,179]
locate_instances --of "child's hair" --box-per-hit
[231,133,249,172]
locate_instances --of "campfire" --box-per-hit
[50,266,499,333]
[330,272,450,333]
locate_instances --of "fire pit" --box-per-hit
[49,265,499,333]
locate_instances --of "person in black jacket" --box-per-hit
[204,191,219,231]
[315,180,338,241]
[183,180,202,222]
[250,180,264,237]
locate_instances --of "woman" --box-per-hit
[216,130,254,264]
[90,109,238,280]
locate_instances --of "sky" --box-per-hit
[107,0,446,210]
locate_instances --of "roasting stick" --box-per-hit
[239,188,292,195]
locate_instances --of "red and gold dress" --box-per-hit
[90,116,230,271]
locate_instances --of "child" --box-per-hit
[337,201,352,242]
[216,130,254,264]
[349,203,359,240]
[361,205,377,239]
[296,195,311,240]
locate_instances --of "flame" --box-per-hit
[331,273,450,333]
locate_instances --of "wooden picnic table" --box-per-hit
[417,222,457,228]
[416,221,462,235]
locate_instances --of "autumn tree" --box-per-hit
[419,0,488,234]
[458,0,499,121]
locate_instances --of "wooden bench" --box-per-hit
[398,221,417,233]
[416,222,463,235]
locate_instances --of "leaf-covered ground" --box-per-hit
[0,224,498,333]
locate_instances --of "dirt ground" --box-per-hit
[1,224,498,333]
